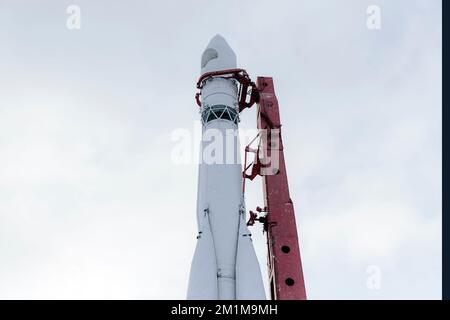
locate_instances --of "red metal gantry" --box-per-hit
[255,77,306,300]
[243,77,307,300]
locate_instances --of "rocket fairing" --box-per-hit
[187,35,266,300]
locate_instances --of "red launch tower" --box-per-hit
[251,77,307,300]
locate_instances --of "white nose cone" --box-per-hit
[201,34,237,75]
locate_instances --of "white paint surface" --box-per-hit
[187,35,266,300]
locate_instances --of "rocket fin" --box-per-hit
[187,211,218,300]
[235,216,267,300]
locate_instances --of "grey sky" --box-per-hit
[0,0,442,299]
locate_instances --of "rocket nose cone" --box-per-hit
[201,34,237,74]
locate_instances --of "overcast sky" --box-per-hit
[0,0,442,299]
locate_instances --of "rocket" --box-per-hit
[187,35,266,300]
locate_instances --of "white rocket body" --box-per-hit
[187,35,266,300]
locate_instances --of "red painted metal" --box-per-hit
[242,132,261,194]
[255,77,307,300]
[195,68,259,112]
